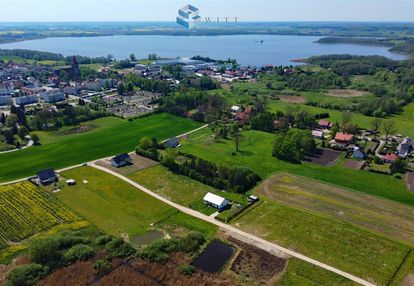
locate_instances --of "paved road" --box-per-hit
[90,162,376,286]
[0,140,34,155]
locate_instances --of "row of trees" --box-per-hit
[162,150,260,193]
[29,105,108,131]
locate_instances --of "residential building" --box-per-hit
[319,120,333,130]
[15,95,38,106]
[203,192,229,211]
[110,153,132,168]
[335,132,354,144]
[312,130,324,139]
[352,147,367,160]
[0,95,12,106]
[37,169,58,185]
[40,89,65,103]
[397,137,414,158]
[165,137,180,148]
[382,153,398,163]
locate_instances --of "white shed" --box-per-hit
[231,105,241,113]
[203,192,229,210]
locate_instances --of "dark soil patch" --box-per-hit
[305,149,341,166]
[280,95,306,104]
[58,125,96,136]
[39,253,239,286]
[229,237,287,285]
[344,159,365,170]
[407,172,414,193]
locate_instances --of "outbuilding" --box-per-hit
[203,192,229,211]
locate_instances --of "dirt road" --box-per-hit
[90,162,376,286]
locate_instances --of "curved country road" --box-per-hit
[90,162,376,286]
[0,123,375,285]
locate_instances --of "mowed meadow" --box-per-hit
[0,113,202,182]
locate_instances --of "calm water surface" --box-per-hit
[0,35,406,66]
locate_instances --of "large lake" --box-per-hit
[0,35,406,66]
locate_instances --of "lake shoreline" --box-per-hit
[0,34,407,66]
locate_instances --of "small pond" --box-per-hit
[192,240,235,273]
[130,230,164,246]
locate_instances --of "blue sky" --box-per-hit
[1,0,414,22]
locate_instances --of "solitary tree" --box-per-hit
[129,53,136,62]
[371,117,382,140]
[341,111,352,127]
[117,83,125,95]
[231,127,243,152]
[382,120,396,141]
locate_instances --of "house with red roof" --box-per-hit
[319,120,333,130]
[382,153,398,163]
[334,132,354,144]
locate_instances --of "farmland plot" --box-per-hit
[0,182,80,245]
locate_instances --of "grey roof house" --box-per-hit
[110,153,132,168]
[37,169,57,185]
[165,137,180,148]
[398,137,414,158]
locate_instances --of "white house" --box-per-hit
[312,130,324,139]
[203,192,229,210]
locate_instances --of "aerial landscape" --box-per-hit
[1,0,414,285]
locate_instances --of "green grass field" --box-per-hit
[180,128,414,207]
[127,165,215,207]
[255,173,414,246]
[0,113,202,182]
[127,165,245,213]
[57,166,217,238]
[235,201,411,286]
[277,258,357,286]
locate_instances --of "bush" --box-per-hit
[138,233,206,263]
[95,235,112,245]
[180,265,196,276]
[94,259,112,277]
[64,244,95,263]
[5,264,48,286]
[57,234,91,249]
[138,245,170,263]
[28,237,62,268]
[179,232,206,254]
[105,238,136,258]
